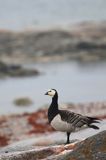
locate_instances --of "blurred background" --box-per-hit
[0,0,106,115]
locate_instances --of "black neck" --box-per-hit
[52,93,58,108]
[48,93,59,123]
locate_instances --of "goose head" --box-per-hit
[45,89,57,97]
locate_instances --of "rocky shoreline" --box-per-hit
[0,101,106,159]
[0,61,40,78]
[0,21,106,64]
[0,131,106,160]
[0,21,106,159]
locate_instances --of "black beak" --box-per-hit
[45,92,48,95]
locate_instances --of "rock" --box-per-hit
[0,22,106,63]
[0,108,54,147]
[0,131,105,160]
[0,61,39,78]
[13,97,33,107]
[0,101,105,159]
[51,130,106,160]
[0,102,106,148]
[0,145,68,160]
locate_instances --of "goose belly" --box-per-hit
[51,114,75,132]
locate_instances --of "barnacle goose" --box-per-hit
[45,89,100,144]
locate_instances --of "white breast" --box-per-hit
[51,114,75,132]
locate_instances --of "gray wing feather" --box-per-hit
[59,110,89,128]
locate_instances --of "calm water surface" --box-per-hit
[0,61,106,115]
[0,0,106,30]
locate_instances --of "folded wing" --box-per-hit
[59,110,100,129]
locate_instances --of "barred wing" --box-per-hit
[59,110,99,128]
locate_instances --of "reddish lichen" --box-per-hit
[0,105,105,148]
[28,109,54,134]
[0,135,9,147]
[0,117,6,126]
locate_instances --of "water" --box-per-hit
[0,0,106,30]
[0,61,106,115]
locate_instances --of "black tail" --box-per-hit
[87,117,100,130]
[88,124,99,130]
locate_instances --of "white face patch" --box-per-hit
[47,89,56,97]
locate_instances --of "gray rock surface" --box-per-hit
[50,130,106,160]
[0,131,105,160]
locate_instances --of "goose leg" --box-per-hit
[66,132,71,144]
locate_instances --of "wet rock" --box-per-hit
[0,61,39,78]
